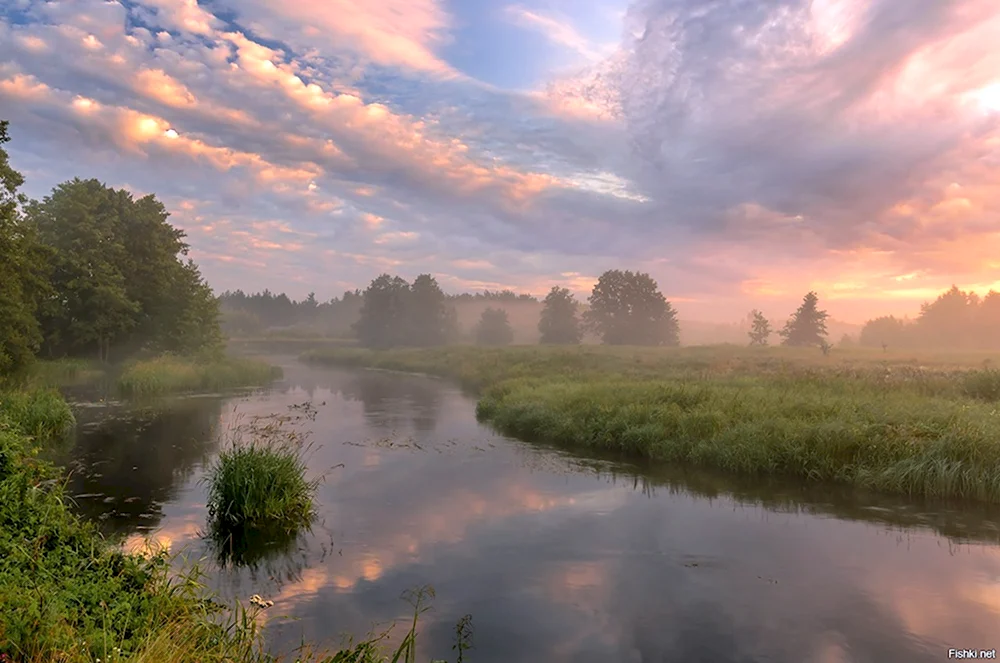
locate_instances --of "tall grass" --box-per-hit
[117,355,282,397]
[302,345,1000,502]
[205,412,319,537]
[0,387,75,441]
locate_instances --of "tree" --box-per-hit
[747,309,771,346]
[583,270,679,346]
[779,292,829,347]
[859,315,909,349]
[407,274,458,346]
[0,120,46,373]
[538,286,582,344]
[27,178,222,360]
[353,274,411,348]
[474,307,513,346]
[913,285,979,348]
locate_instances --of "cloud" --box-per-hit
[212,0,457,75]
[503,5,613,62]
[1,0,999,322]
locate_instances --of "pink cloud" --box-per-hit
[229,0,456,75]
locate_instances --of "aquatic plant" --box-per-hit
[117,355,282,397]
[205,408,321,539]
[302,345,1000,503]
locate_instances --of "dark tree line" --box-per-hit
[859,286,1000,350]
[218,289,362,337]
[348,269,680,349]
[0,122,222,373]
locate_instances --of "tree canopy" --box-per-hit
[779,292,829,347]
[0,122,224,372]
[474,307,514,346]
[0,120,44,373]
[26,178,221,361]
[353,274,457,349]
[538,287,582,345]
[747,309,771,346]
[584,270,679,346]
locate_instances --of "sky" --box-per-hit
[1,0,998,324]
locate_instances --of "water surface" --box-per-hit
[55,358,1000,662]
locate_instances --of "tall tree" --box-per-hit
[474,307,514,346]
[584,270,679,346]
[0,120,47,373]
[538,286,582,345]
[26,178,223,360]
[353,274,411,348]
[779,292,829,347]
[747,309,771,346]
[913,285,979,348]
[407,274,458,346]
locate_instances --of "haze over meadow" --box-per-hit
[1,0,998,325]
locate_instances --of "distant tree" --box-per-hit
[747,309,771,346]
[474,307,513,346]
[779,292,829,347]
[838,333,857,348]
[977,291,1000,350]
[538,286,582,345]
[913,285,979,348]
[859,315,909,349]
[353,274,411,349]
[584,269,679,346]
[407,274,458,346]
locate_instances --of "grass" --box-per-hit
[117,355,282,397]
[0,389,471,662]
[301,344,1000,503]
[0,358,107,391]
[205,409,321,547]
[0,387,76,442]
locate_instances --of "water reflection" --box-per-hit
[56,362,1000,663]
[55,396,225,538]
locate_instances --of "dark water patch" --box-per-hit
[50,360,1000,663]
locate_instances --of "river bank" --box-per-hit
[300,345,1000,502]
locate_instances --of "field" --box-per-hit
[301,344,1000,503]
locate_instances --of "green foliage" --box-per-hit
[116,356,281,397]
[0,121,45,375]
[353,274,457,349]
[583,269,679,346]
[474,308,514,346]
[407,274,459,346]
[0,388,75,442]
[747,309,771,347]
[23,177,223,361]
[538,286,582,345]
[779,292,829,347]
[205,412,318,536]
[303,344,1000,503]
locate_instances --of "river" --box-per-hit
[53,357,1000,662]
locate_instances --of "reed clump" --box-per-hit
[117,355,282,397]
